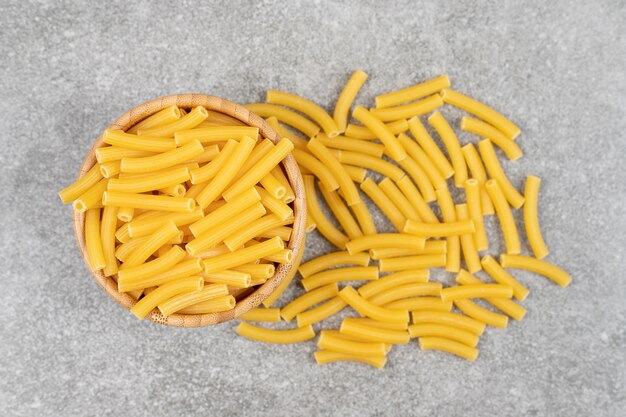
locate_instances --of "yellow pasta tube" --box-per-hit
[307,137,361,206]
[428,112,467,187]
[203,270,251,288]
[524,176,549,259]
[461,143,494,215]
[478,139,525,209]
[303,175,348,249]
[341,318,410,344]
[369,283,442,306]
[99,160,121,178]
[317,134,384,158]
[100,206,119,276]
[258,226,292,241]
[203,236,284,274]
[339,286,409,324]
[265,116,309,152]
[404,219,475,237]
[108,166,190,194]
[419,336,479,361]
[397,133,446,190]
[301,266,379,291]
[412,311,485,335]
[408,116,454,179]
[293,289,346,325]
[408,323,479,347]
[441,89,520,140]
[281,283,339,321]
[121,139,204,174]
[270,166,295,203]
[314,350,386,369]
[127,207,203,238]
[378,254,446,272]
[223,138,294,201]
[464,179,489,250]
[59,164,103,204]
[127,105,181,134]
[176,295,236,314]
[345,119,408,140]
[255,186,293,221]
[396,176,439,224]
[158,284,230,317]
[375,75,450,108]
[119,258,203,293]
[201,109,246,126]
[261,249,293,264]
[350,200,377,235]
[358,270,430,298]
[333,69,368,132]
[95,147,155,164]
[72,178,108,212]
[455,270,526,321]
[137,106,208,137]
[189,139,238,184]
[233,263,275,280]
[370,94,443,122]
[103,130,177,153]
[461,116,522,160]
[174,126,259,146]
[485,179,521,254]
[114,223,131,243]
[239,308,281,322]
[267,90,340,137]
[454,299,508,328]
[360,178,407,231]
[346,233,425,255]
[319,186,362,240]
[455,204,482,273]
[102,191,195,213]
[346,318,408,330]
[369,240,447,260]
[293,149,340,192]
[117,247,188,291]
[195,136,256,208]
[116,231,183,262]
[396,156,436,202]
[258,173,286,200]
[385,297,452,312]
[337,150,405,181]
[190,188,260,237]
[500,254,571,287]
[379,177,421,221]
[441,283,513,302]
[236,322,315,344]
[481,255,528,301]
[352,106,407,161]
[299,251,370,278]
[186,202,266,255]
[130,276,204,319]
[317,330,387,357]
[116,206,135,222]
[84,209,106,270]
[121,221,180,267]
[245,103,320,138]
[188,145,220,164]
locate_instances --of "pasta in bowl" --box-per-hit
[60,95,306,327]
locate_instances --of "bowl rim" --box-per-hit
[72,94,306,327]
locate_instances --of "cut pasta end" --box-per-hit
[73,200,87,213]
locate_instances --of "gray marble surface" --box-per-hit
[1,1,625,416]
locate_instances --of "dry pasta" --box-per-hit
[137,106,208,137]
[244,103,320,137]
[369,94,443,122]
[461,116,523,160]
[296,296,347,327]
[408,116,454,179]
[317,330,387,357]
[280,283,339,321]
[267,90,340,137]
[411,311,485,335]
[340,318,410,344]
[461,143,495,215]
[333,69,368,132]
[360,178,407,231]
[345,233,426,255]
[352,106,407,161]
[303,175,349,249]
[158,285,232,317]
[478,139,525,209]
[499,254,571,287]
[339,286,409,324]
[174,126,259,146]
[485,179,521,254]
[301,266,379,291]
[428,112,468,187]
[299,251,370,278]
[239,308,282,322]
[375,75,450,108]
[455,204,482,273]
[344,119,408,140]
[481,255,529,301]
[524,175,550,259]
[236,323,316,344]
[84,208,106,271]
[419,337,479,361]
[358,270,430,298]
[127,105,181,134]
[314,350,386,369]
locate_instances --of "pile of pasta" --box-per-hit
[235,72,571,368]
[59,105,298,319]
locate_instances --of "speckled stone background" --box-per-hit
[1,1,625,416]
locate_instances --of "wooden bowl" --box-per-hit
[72,94,306,327]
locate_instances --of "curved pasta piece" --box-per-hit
[317,330,387,357]
[301,266,379,291]
[418,336,479,361]
[296,296,347,327]
[378,254,446,272]
[314,350,386,369]
[245,103,320,137]
[455,203,482,273]
[408,116,454,179]
[461,116,522,160]
[333,70,368,133]
[499,254,571,287]
[352,106,406,161]
[158,284,230,317]
[461,143,495,215]
[299,251,370,278]
[411,311,485,335]
[346,233,426,255]
[481,255,529,301]
[428,112,467,187]
[84,208,106,270]
[127,105,181,134]
[441,284,513,302]
[293,149,340,192]
[339,286,409,324]
[236,323,316,344]
[340,318,410,344]
[375,75,450,108]
[267,90,340,137]
[485,180,521,254]
[281,283,339,321]
[303,175,349,249]
[369,94,443,122]
[174,126,258,146]
[137,106,208,137]
[403,219,475,237]
[408,323,479,347]
[464,179,489,251]
[358,270,430,298]
[360,178,407,231]
[345,119,408,140]
[368,283,442,306]
[337,150,405,181]
[478,139,525,209]
[130,276,204,319]
[524,176,550,259]
[453,299,508,328]
[238,307,282,322]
